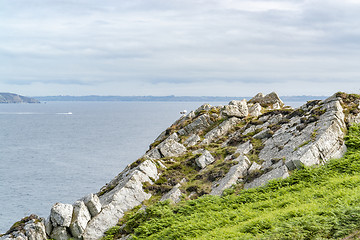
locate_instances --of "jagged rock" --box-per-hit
[210,156,250,195]
[83,160,158,240]
[222,99,248,118]
[248,103,262,117]
[244,165,289,189]
[23,219,47,240]
[249,92,284,108]
[178,114,213,136]
[1,216,47,240]
[157,160,167,169]
[195,104,212,114]
[160,183,182,203]
[184,134,201,146]
[202,117,240,145]
[253,129,273,139]
[236,141,253,155]
[44,216,53,236]
[248,162,262,175]
[50,227,71,240]
[144,138,186,160]
[259,94,347,170]
[158,139,187,158]
[195,150,215,169]
[50,203,73,228]
[70,201,91,238]
[82,193,102,218]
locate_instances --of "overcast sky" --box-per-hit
[1,0,360,96]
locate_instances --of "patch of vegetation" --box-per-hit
[336,92,360,119]
[102,123,360,240]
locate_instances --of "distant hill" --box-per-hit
[34,95,328,102]
[0,93,40,103]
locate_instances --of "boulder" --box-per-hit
[82,193,102,218]
[210,155,250,195]
[158,139,187,158]
[248,103,262,117]
[222,100,248,118]
[236,141,253,155]
[50,203,73,227]
[244,165,289,189]
[195,150,215,169]
[201,117,240,145]
[44,216,53,236]
[50,227,71,240]
[195,104,212,114]
[248,92,284,108]
[248,162,261,175]
[178,114,213,136]
[184,134,201,147]
[23,219,47,240]
[160,183,182,203]
[70,201,91,238]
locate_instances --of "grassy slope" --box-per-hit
[105,124,360,240]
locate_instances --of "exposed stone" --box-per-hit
[82,193,102,218]
[23,219,47,240]
[222,99,248,118]
[244,165,289,189]
[70,201,91,238]
[83,160,158,240]
[248,103,262,117]
[195,104,212,114]
[195,150,215,169]
[248,162,261,175]
[178,114,213,136]
[50,227,71,240]
[253,129,273,139]
[158,139,187,158]
[184,134,201,147]
[160,183,182,203]
[236,141,253,155]
[210,155,250,195]
[201,117,240,145]
[249,92,284,108]
[50,203,73,228]
[44,216,53,236]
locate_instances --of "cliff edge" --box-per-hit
[0,93,40,103]
[1,92,360,240]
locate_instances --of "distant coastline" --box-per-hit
[33,95,328,102]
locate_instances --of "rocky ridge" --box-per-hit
[0,93,39,103]
[1,92,360,240]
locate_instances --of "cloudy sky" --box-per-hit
[1,0,360,96]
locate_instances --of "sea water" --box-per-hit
[0,101,303,232]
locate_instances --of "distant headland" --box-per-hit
[0,93,40,104]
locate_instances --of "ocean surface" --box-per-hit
[0,101,303,232]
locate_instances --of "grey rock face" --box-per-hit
[244,165,289,189]
[50,227,71,240]
[248,103,262,117]
[210,156,250,195]
[83,160,158,240]
[202,117,240,145]
[184,134,201,147]
[158,139,187,158]
[249,92,284,108]
[160,183,182,203]
[69,201,91,238]
[248,162,261,175]
[195,150,215,169]
[82,193,102,218]
[1,217,47,240]
[222,99,248,118]
[50,203,73,228]
[178,114,214,136]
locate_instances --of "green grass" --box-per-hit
[101,123,360,240]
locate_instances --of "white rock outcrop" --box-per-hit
[50,203,73,228]
[195,150,215,169]
[69,201,91,238]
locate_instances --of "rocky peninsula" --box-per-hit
[0,93,39,103]
[1,92,360,240]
